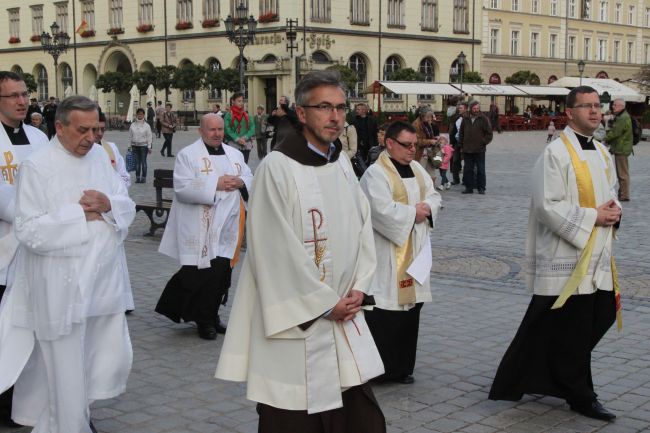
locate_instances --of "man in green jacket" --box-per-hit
[605,98,633,201]
[224,92,256,163]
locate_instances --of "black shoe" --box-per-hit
[570,400,616,421]
[168,154,174,158]
[451,181,460,185]
[160,150,164,157]
[197,323,217,340]
[215,319,227,334]
[461,189,473,194]
[395,375,414,384]
[125,309,134,315]
[478,190,485,195]
[90,420,98,433]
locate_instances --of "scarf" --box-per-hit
[230,105,249,134]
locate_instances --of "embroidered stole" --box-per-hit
[376,151,426,305]
[101,140,117,169]
[552,132,622,331]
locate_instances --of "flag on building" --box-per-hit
[76,20,89,34]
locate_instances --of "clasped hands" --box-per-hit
[79,190,111,221]
[415,202,431,224]
[326,289,364,322]
[595,199,621,227]
[217,175,244,192]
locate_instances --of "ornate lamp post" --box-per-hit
[457,51,466,93]
[577,60,586,86]
[40,22,71,98]
[225,2,258,94]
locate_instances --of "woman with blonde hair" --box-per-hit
[412,106,440,184]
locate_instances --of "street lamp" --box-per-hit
[457,51,466,93]
[40,22,70,98]
[577,60,586,86]
[225,2,258,94]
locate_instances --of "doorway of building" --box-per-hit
[264,78,277,115]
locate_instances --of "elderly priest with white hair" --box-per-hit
[0,95,135,433]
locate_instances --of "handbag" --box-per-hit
[125,147,136,172]
[350,153,367,178]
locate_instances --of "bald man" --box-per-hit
[156,114,253,340]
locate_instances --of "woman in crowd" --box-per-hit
[129,107,153,183]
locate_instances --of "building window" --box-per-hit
[140,0,154,25]
[348,54,366,99]
[489,0,498,9]
[615,3,621,23]
[583,0,591,19]
[31,5,43,36]
[383,56,402,99]
[259,0,278,15]
[311,0,331,22]
[421,0,438,31]
[531,0,539,14]
[599,1,608,21]
[645,43,650,63]
[584,37,591,60]
[550,0,558,16]
[55,2,69,33]
[453,0,468,33]
[109,0,123,29]
[613,40,620,62]
[177,0,193,23]
[230,0,248,14]
[37,65,48,101]
[512,0,519,12]
[8,8,20,39]
[61,63,73,92]
[549,34,558,58]
[490,28,499,54]
[568,35,576,59]
[597,39,607,61]
[568,0,577,18]
[387,0,405,27]
[81,1,95,31]
[510,30,520,56]
[418,57,435,100]
[350,0,369,24]
[207,58,222,99]
[628,5,635,25]
[645,7,650,27]
[627,41,634,62]
[530,32,539,57]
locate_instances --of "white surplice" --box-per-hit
[359,159,441,310]
[526,127,618,296]
[0,124,49,285]
[215,151,378,412]
[158,139,253,267]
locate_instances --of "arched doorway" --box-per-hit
[59,63,73,97]
[102,49,134,115]
[83,64,98,98]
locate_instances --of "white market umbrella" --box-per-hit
[64,85,73,99]
[146,84,156,106]
[88,85,98,102]
[126,84,140,121]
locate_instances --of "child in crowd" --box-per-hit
[437,135,454,190]
[547,121,556,143]
[367,123,388,165]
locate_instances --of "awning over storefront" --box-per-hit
[365,81,461,95]
[513,85,570,96]
[454,84,526,96]
[550,77,645,102]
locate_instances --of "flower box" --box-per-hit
[30,34,41,42]
[201,19,218,28]
[8,37,20,44]
[136,24,154,33]
[107,27,124,35]
[258,12,278,23]
[80,30,96,38]
[175,21,193,30]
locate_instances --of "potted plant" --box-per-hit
[258,12,278,23]
[30,34,41,42]
[136,24,154,33]
[80,29,96,37]
[175,21,193,30]
[202,19,218,28]
[107,27,124,35]
[8,37,20,44]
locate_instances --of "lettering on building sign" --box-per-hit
[308,34,335,50]
[253,34,283,45]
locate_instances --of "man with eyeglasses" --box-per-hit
[490,86,622,422]
[604,98,633,202]
[359,120,441,385]
[0,71,49,428]
[216,70,386,432]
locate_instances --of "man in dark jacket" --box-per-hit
[146,101,156,133]
[352,102,378,163]
[24,98,42,125]
[459,100,493,194]
[604,98,633,201]
[448,101,467,185]
[42,96,57,139]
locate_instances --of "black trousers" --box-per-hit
[451,147,462,183]
[0,285,13,422]
[462,152,486,192]
[161,133,174,156]
[256,136,267,160]
[155,257,231,326]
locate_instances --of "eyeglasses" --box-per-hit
[572,103,601,110]
[0,92,30,100]
[392,138,417,150]
[301,103,348,114]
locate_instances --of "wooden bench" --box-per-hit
[135,169,173,236]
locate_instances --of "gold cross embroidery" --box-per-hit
[0,151,17,185]
[200,157,213,175]
[305,208,328,281]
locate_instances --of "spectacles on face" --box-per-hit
[392,138,417,150]
[301,103,348,114]
[572,103,601,110]
[0,92,30,100]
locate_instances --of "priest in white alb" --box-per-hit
[490,86,622,422]
[0,71,50,428]
[360,120,441,385]
[156,113,252,340]
[0,96,135,433]
[215,70,386,432]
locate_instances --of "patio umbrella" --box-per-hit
[88,85,98,102]
[146,84,156,106]
[64,85,73,98]
[126,84,140,122]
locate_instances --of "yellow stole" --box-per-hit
[101,140,117,169]
[376,151,426,305]
[552,132,622,331]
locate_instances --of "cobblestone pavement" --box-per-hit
[3,130,650,433]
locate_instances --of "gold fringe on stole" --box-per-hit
[551,133,622,330]
[376,151,426,305]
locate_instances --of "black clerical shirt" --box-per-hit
[574,131,596,150]
[2,122,29,145]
